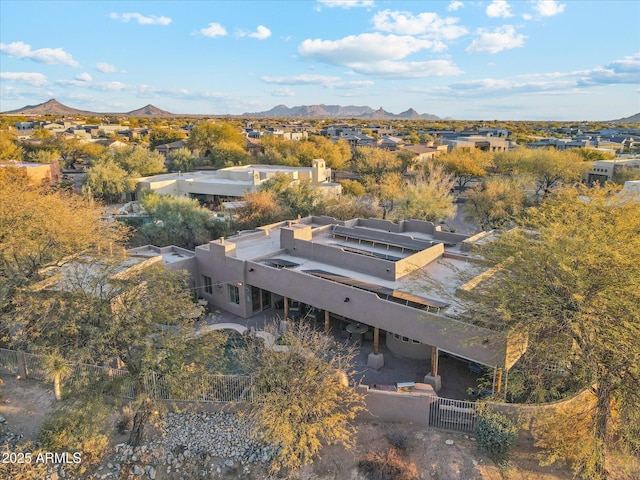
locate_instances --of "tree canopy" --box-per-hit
[239,322,365,472]
[466,185,640,478]
[138,192,228,249]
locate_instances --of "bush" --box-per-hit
[38,399,109,466]
[474,411,518,464]
[385,430,411,454]
[358,448,419,480]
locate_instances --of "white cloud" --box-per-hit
[531,1,566,17]
[261,74,341,85]
[448,1,464,12]
[200,23,228,37]
[299,33,439,65]
[486,1,513,18]
[578,53,640,85]
[333,80,375,88]
[109,12,172,25]
[0,72,48,86]
[316,0,374,8]
[75,72,93,82]
[267,88,296,97]
[466,26,526,54]
[522,13,533,20]
[250,25,272,40]
[0,41,79,67]
[345,59,463,78]
[371,9,468,42]
[238,25,272,40]
[96,62,125,73]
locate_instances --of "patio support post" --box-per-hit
[495,368,503,394]
[373,327,379,355]
[283,296,289,319]
[424,346,442,391]
[324,310,330,334]
[430,346,439,377]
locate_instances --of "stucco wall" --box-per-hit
[356,385,435,427]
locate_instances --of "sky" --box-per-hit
[0,0,639,121]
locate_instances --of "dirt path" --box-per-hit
[0,375,56,441]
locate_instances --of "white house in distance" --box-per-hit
[136,160,341,206]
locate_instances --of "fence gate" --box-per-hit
[429,397,478,432]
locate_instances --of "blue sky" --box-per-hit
[1,0,638,120]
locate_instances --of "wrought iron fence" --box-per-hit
[429,396,478,432]
[0,348,257,403]
[0,348,18,375]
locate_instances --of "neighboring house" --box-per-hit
[0,161,61,184]
[192,216,523,391]
[136,160,341,206]
[585,158,640,185]
[442,135,508,152]
[378,136,405,151]
[155,140,187,159]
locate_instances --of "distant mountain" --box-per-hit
[611,113,640,123]
[2,99,175,117]
[3,98,94,116]
[127,104,174,117]
[243,104,441,120]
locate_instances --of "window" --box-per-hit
[228,284,240,304]
[202,275,213,294]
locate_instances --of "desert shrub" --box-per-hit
[38,398,109,466]
[358,447,419,480]
[474,411,518,464]
[385,430,411,454]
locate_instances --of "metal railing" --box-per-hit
[0,348,258,403]
[429,397,478,432]
[0,348,18,375]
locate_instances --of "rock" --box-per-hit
[0,415,6,423]
[148,466,156,479]
[133,464,144,475]
[445,439,454,445]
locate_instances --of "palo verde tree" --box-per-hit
[465,185,640,478]
[435,149,492,191]
[392,163,456,223]
[8,259,207,446]
[239,322,365,473]
[0,167,127,308]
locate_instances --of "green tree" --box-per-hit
[392,164,456,223]
[435,149,492,191]
[464,177,528,230]
[364,171,404,219]
[495,148,589,196]
[140,192,227,249]
[351,147,403,182]
[166,147,197,172]
[207,141,252,168]
[465,185,640,478]
[103,146,166,177]
[148,127,186,149]
[239,322,365,472]
[232,190,291,230]
[0,169,127,306]
[338,179,366,197]
[83,159,135,203]
[0,130,24,161]
[187,121,245,157]
[27,149,61,164]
